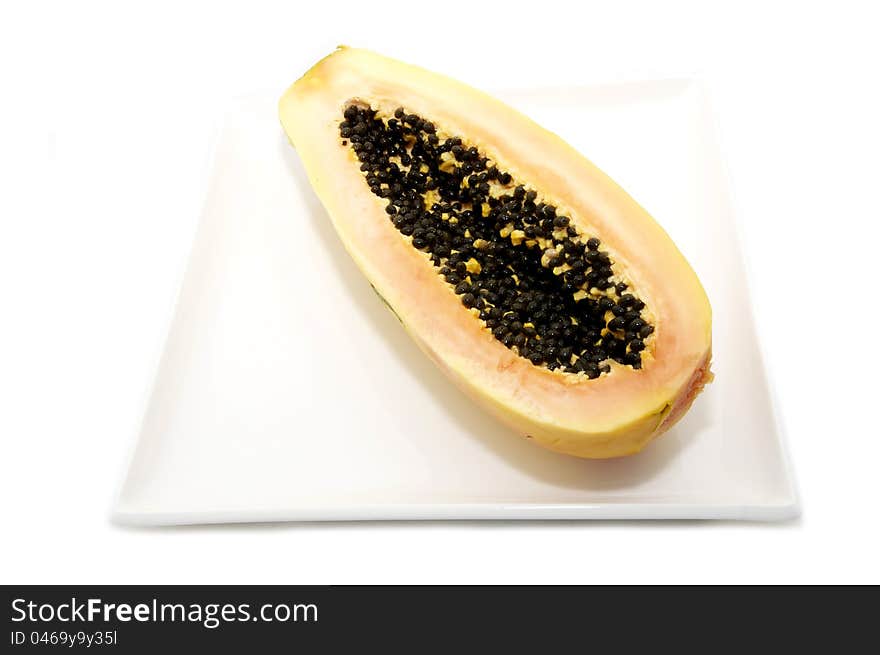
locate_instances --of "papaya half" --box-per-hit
[279,47,712,458]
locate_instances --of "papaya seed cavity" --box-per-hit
[340,104,653,377]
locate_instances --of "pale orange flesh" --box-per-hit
[279,47,713,458]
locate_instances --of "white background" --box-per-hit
[2,0,878,583]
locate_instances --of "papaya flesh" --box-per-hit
[279,47,713,458]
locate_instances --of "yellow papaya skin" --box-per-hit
[280,47,713,458]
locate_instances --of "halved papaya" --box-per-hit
[279,47,712,458]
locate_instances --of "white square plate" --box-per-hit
[113,81,798,525]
